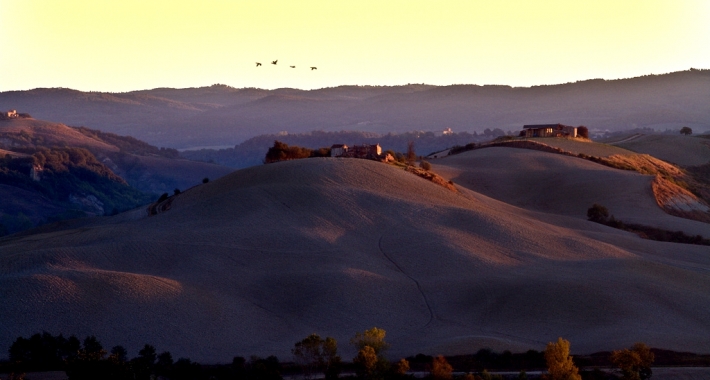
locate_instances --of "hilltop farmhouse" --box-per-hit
[0,109,31,120]
[1,110,18,119]
[523,124,577,138]
[330,143,383,159]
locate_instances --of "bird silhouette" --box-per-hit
[310,67,317,70]
[255,62,262,67]
[271,60,278,65]
[290,65,295,68]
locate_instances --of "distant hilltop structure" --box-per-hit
[0,109,32,120]
[331,143,390,161]
[522,124,578,138]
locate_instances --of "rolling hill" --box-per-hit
[608,134,710,167]
[2,70,709,149]
[1,157,708,362]
[431,147,709,236]
[0,118,233,195]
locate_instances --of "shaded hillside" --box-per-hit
[0,118,233,194]
[2,70,709,148]
[0,118,233,234]
[1,158,709,362]
[0,147,152,235]
[432,147,709,236]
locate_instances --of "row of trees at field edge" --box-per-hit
[2,329,656,380]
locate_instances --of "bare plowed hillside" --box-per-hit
[610,134,710,167]
[432,148,709,236]
[1,158,710,362]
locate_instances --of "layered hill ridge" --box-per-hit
[1,158,709,362]
[0,117,233,194]
[2,69,709,148]
[0,117,233,234]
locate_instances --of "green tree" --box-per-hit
[543,337,581,380]
[610,343,654,380]
[680,126,693,135]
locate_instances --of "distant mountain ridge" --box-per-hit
[1,69,709,149]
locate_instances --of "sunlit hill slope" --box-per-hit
[1,157,708,362]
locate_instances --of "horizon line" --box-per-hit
[2,68,708,94]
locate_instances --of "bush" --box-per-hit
[680,126,693,135]
[587,204,609,223]
[420,161,432,171]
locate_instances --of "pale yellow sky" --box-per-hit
[1,0,709,92]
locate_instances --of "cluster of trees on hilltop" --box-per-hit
[182,130,512,169]
[264,141,331,163]
[2,330,669,380]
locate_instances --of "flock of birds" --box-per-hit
[255,60,317,70]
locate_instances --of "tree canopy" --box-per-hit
[543,337,581,380]
[611,343,654,380]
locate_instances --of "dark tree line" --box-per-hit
[587,204,710,246]
[264,141,330,163]
[5,332,282,380]
[3,331,676,380]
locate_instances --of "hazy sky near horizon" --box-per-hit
[1,1,709,92]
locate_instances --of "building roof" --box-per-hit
[331,144,347,148]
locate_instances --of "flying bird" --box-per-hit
[310,67,317,70]
[290,65,295,68]
[271,60,278,65]
[255,62,262,67]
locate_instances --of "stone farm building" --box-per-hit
[1,110,18,119]
[523,124,577,138]
[330,144,383,159]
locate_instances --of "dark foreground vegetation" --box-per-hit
[3,330,708,380]
[587,204,710,246]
